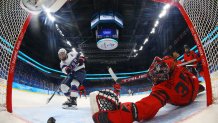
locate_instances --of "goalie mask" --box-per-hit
[148,57,170,85]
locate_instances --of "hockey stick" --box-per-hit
[46,76,70,104]
[108,67,119,82]
[186,65,197,67]
[177,59,197,67]
[108,59,198,84]
[108,67,148,84]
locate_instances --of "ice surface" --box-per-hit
[1,88,215,123]
[2,71,218,123]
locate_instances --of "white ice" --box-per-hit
[1,87,218,123]
[2,70,218,123]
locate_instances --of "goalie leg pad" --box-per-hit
[90,89,119,114]
[92,103,137,123]
[90,89,138,123]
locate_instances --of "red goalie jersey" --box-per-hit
[92,56,199,123]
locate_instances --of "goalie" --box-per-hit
[58,48,86,109]
[90,56,201,123]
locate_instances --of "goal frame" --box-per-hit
[153,0,212,106]
[6,15,32,113]
[2,0,214,113]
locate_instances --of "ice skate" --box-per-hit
[62,97,78,110]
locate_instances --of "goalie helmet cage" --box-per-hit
[0,0,217,113]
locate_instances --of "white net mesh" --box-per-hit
[181,0,218,102]
[0,0,28,111]
[0,0,217,112]
[0,78,7,111]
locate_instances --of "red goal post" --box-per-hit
[0,0,217,113]
[0,0,31,112]
[0,0,68,113]
[153,0,218,106]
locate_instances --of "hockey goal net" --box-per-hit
[0,0,30,112]
[181,0,218,103]
[0,0,217,113]
[154,0,218,105]
[179,0,218,104]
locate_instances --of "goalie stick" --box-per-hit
[177,59,197,66]
[46,52,81,104]
[107,67,147,84]
[108,67,119,83]
[108,59,198,84]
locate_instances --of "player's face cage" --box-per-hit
[96,89,119,111]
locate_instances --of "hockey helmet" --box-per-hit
[58,48,67,55]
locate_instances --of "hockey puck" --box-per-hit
[47,117,56,123]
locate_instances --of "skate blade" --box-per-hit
[62,105,78,110]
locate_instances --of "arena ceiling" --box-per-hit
[20,0,195,75]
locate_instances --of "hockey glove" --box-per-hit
[90,89,138,123]
[65,66,72,74]
[78,56,85,66]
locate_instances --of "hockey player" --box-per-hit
[58,48,86,109]
[113,82,121,97]
[128,88,133,96]
[183,45,200,76]
[78,84,87,98]
[183,45,205,92]
[90,56,201,123]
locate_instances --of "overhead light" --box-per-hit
[56,25,64,36]
[135,53,138,57]
[143,38,148,44]
[163,4,171,10]
[66,41,72,47]
[59,30,64,37]
[48,13,55,21]
[72,48,76,52]
[139,46,143,51]
[43,6,55,21]
[55,24,58,28]
[133,49,138,52]
[159,9,167,18]
[150,28,155,34]
[154,20,159,27]
[134,53,138,57]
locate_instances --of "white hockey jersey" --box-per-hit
[60,51,85,74]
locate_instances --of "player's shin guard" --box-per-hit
[60,84,71,97]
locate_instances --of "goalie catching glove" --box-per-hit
[90,89,138,123]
